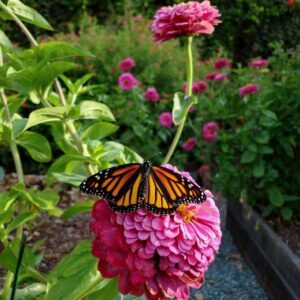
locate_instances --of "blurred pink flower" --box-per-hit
[287,0,296,6]
[90,165,221,299]
[159,112,173,127]
[189,105,196,113]
[182,137,197,151]
[198,164,211,177]
[214,58,229,69]
[144,87,160,102]
[183,81,208,94]
[239,83,260,97]
[204,73,217,81]
[151,1,221,43]
[118,73,138,90]
[250,59,268,68]
[214,73,228,82]
[119,57,136,71]
[202,121,219,142]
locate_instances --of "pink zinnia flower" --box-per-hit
[214,58,229,70]
[182,81,208,94]
[90,165,221,300]
[151,1,221,43]
[119,57,136,71]
[159,112,173,127]
[204,72,217,81]
[144,87,160,102]
[239,83,260,97]
[118,73,138,90]
[182,137,197,151]
[250,59,268,68]
[214,73,228,82]
[202,121,219,142]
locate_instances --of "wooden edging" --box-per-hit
[227,201,300,300]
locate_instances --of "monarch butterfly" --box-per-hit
[80,160,206,214]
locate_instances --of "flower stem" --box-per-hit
[162,36,194,164]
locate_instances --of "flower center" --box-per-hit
[177,204,197,222]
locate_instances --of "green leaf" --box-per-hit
[255,131,270,144]
[240,151,256,163]
[74,74,95,92]
[7,0,53,30]
[81,122,119,142]
[87,278,118,300]
[51,172,86,186]
[25,107,67,129]
[0,123,12,143]
[5,211,37,234]
[16,131,52,162]
[26,188,60,211]
[252,160,265,178]
[282,142,294,159]
[0,29,12,48]
[34,61,76,97]
[247,143,257,152]
[262,110,277,120]
[69,101,115,122]
[259,146,273,154]
[12,118,28,138]
[15,283,47,300]
[62,200,93,220]
[280,207,293,220]
[46,241,100,300]
[172,92,197,125]
[267,187,284,207]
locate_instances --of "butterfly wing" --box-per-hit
[80,163,143,212]
[149,166,206,208]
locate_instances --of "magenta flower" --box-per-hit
[119,57,136,71]
[204,72,217,81]
[90,165,222,299]
[182,137,197,151]
[118,73,138,90]
[250,59,268,68]
[239,83,260,97]
[159,112,173,127]
[214,58,229,70]
[202,121,219,142]
[183,81,208,94]
[151,1,221,43]
[214,73,228,82]
[144,87,160,103]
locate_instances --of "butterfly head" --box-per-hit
[142,160,152,173]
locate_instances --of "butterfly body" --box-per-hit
[80,160,206,214]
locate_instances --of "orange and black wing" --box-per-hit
[143,165,206,214]
[80,163,143,213]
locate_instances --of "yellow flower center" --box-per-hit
[177,204,197,222]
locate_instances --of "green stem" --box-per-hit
[2,271,13,299]
[162,36,193,164]
[73,277,104,300]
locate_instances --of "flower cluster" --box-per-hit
[144,87,160,102]
[182,137,197,151]
[151,1,221,43]
[250,59,268,68]
[90,166,221,300]
[202,121,219,142]
[119,57,136,71]
[118,73,138,90]
[239,83,260,97]
[204,72,227,82]
[159,112,173,127]
[182,81,208,94]
[214,58,229,70]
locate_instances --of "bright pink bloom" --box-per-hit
[239,83,260,97]
[118,73,138,90]
[182,137,197,151]
[214,73,228,82]
[151,1,221,43]
[159,112,173,127]
[204,73,217,81]
[119,57,136,71]
[214,58,229,69]
[250,59,268,68]
[90,165,222,299]
[202,121,219,142]
[144,87,160,102]
[183,81,208,94]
